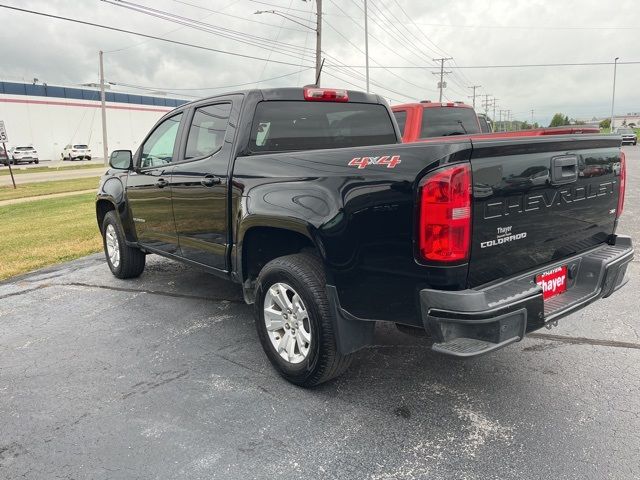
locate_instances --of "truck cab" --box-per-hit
[392,101,482,142]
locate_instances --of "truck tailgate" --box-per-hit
[468,135,622,287]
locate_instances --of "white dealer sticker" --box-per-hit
[480,225,527,249]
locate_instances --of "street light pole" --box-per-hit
[610,57,619,132]
[255,4,321,86]
[99,50,108,166]
[315,0,322,86]
[364,0,369,92]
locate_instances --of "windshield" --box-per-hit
[73,144,89,149]
[420,107,481,138]
[15,147,33,151]
[249,101,397,153]
[616,128,634,133]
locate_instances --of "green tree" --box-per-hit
[599,118,611,129]
[549,113,568,127]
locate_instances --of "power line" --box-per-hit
[0,4,315,68]
[322,17,433,94]
[327,0,434,76]
[324,61,640,69]
[375,0,475,93]
[109,68,314,93]
[168,0,309,32]
[411,21,640,31]
[256,0,298,87]
[102,0,315,58]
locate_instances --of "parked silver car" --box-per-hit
[8,146,39,164]
[614,127,637,145]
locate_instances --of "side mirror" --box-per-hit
[109,150,133,170]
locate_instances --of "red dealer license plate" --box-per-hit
[535,266,568,300]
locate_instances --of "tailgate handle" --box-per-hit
[551,155,578,185]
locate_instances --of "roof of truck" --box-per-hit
[392,101,475,110]
[174,87,388,110]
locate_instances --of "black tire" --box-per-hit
[34,159,39,164]
[101,211,146,279]
[254,253,352,387]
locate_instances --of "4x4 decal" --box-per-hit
[348,155,401,169]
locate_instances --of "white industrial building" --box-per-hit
[0,80,187,160]
[611,113,640,129]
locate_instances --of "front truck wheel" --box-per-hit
[102,211,146,279]
[255,253,353,387]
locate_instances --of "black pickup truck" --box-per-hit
[96,87,633,386]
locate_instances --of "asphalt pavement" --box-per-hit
[1,146,639,479]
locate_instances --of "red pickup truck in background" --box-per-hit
[392,101,599,143]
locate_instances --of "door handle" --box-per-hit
[201,175,221,187]
[156,178,169,188]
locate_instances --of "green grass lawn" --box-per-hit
[0,163,104,176]
[0,193,102,280]
[0,176,100,202]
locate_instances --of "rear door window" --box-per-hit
[184,103,231,160]
[249,101,397,153]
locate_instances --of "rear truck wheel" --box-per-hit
[254,253,353,387]
[34,159,39,164]
[102,211,146,279]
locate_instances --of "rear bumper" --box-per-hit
[420,236,634,357]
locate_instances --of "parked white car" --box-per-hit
[8,146,39,165]
[61,144,92,161]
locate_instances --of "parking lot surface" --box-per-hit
[1,147,639,479]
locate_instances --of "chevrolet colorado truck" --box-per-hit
[392,101,599,142]
[96,87,632,386]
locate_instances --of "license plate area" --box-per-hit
[535,266,568,300]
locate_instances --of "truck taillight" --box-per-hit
[417,163,472,263]
[303,87,348,102]
[617,151,626,218]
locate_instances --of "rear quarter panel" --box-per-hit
[232,141,472,325]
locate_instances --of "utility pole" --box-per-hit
[364,0,369,92]
[506,110,512,131]
[467,85,481,109]
[432,57,453,102]
[530,109,534,127]
[499,110,506,131]
[315,0,323,86]
[610,57,619,132]
[99,50,108,166]
[482,94,492,116]
[492,99,499,127]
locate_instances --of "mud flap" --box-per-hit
[326,285,376,355]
